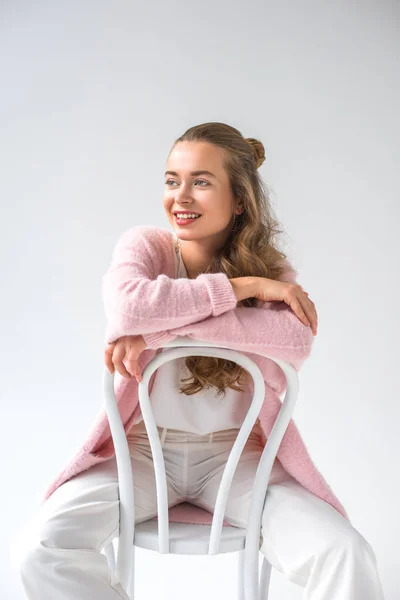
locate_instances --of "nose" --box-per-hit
[174,193,194,208]
[174,191,190,202]
[173,179,194,200]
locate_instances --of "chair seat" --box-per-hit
[133,520,247,555]
[132,502,248,555]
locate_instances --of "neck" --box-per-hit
[176,236,215,279]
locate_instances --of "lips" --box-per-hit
[174,214,202,225]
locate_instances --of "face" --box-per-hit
[163,141,243,252]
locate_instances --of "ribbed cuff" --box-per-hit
[104,326,119,346]
[142,330,177,349]
[197,273,238,316]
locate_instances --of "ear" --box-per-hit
[235,202,244,215]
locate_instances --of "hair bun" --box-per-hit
[245,137,266,168]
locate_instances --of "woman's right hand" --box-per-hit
[253,277,318,336]
[104,335,147,381]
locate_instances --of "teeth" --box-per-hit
[175,214,200,219]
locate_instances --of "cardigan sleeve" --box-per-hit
[163,303,314,371]
[141,257,314,371]
[102,226,238,345]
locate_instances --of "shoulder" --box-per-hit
[110,226,176,270]
[114,225,174,250]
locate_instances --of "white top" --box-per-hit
[130,234,256,435]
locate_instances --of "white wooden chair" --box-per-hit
[101,336,299,600]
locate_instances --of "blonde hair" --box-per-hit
[170,122,291,397]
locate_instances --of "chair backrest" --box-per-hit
[103,336,299,585]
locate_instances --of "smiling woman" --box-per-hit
[160,122,293,396]
[15,121,386,600]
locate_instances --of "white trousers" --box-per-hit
[12,423,385,599]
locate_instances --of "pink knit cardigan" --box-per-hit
[43,225,350,524]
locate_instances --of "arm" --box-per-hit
[149,302,314,372]
[102,226,240,344]
[140,276,257,349]
[142,259,313,371]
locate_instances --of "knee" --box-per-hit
[10,531,43,579]
[10,514,64,578]
[327,527,376,561]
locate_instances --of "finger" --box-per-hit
[302,296,318,335]
[113,343,133,380]
[125,344,140,379]
[126,359,142,381]
[297,285,310,299]
[305,296,318,329]
[104,345,116,374]
[295,288,318,334]
[125,345,143,381]
[288,297,310,327]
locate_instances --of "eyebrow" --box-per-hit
[165,170,217,179]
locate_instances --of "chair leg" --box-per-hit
[237,550,245,600]
[126,545,136,599]
[258,557,272,600]
[104,539,135,599]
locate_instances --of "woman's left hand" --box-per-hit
[105,335,147,382]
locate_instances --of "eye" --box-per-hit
[165,179,209,187]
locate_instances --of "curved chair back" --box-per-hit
[102,336,299,593]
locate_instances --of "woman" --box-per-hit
[14,122,385,599]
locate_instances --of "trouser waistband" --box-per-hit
[159,426,233,446]
[158,428,215,447]
[130,420,262,449]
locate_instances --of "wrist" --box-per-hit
[229,277,258,302]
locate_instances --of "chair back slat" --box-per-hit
[103,336,299,588]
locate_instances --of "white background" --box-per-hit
[2,1,398,598]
